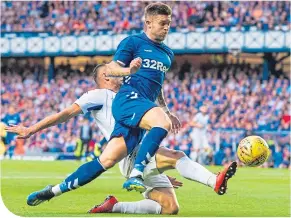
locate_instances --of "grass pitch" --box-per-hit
[1,160,290,217]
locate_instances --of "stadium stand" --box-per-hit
[1,1,290,33]
[1,58,290,168]
[1,1,290,168]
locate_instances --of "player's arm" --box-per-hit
[5,104,82,139]
[189,113,204,128]
[157,89,181,134]
[107,36,141,77]
[106,58,142,77]
[156,89,170,115]
[189,118,204,128]
[106,61,130,77]
[189,121,203,128]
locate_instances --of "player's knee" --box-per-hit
[142,107,172,131]
[162,118,172,131]
[172,150,186,160]
[169,204,180,215]
[161,199,179,215]
[154,116,171,131]
[169,150,186,167]
[99,158,117,169]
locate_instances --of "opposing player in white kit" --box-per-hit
[190,105,210,163]
[6,62,237,215]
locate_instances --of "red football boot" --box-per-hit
[214,161,237,195]
[88,195,118,213]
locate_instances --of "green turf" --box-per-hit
[1,160,290,217]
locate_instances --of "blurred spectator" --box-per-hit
[0,122,7,156]
[279,146,290,168]
[80,119,93,157]
[176,139,191,157]
[1,106,21,158]
[203,148,214,166]
[221,147,236,166]
[214,148,225,166]
[261,149,274,168]
[2,106,21,144]
[189,105,210,163]
[273,145,284,168]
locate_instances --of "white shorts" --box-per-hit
[118,146,173,198]
[191,133,209,149]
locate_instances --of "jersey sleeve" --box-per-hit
[74,90,104,115]
[113,36,135,67]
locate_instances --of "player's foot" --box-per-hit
[122,176,146,193]
[214,161,237,195]
[27,185,55,206]
[88,195,118,213]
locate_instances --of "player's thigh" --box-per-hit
[99,136,127,169]
[139,107,172,131]
[148,187,179,215]
[155,147,186,173]
[112,90,157,129]
[111,121,146,155]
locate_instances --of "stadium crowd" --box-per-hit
[1,1,290,34]
[1,59,290,168]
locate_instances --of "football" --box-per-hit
[237,136,270,167]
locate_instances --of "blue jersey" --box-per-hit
[113,32,174,102]
[2,113,21,144]
[2,113,21,126]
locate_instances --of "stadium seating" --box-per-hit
[1,1,290,168]
[1,60,290,167]
[1,1,290,33]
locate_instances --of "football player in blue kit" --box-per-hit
[7,62,236,213]
[5,3,236,210]
[105,2,181,193]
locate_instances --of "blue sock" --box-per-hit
[59,158,106,193]
[133,127,168,173]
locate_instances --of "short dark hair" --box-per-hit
[92,64,106,85]
[145,2,172,18]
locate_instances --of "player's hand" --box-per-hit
[4,124,33,139]
[167,113,181,134]
[167,176,183,189]
[129,57,142,74]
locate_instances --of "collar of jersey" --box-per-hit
[142,32,164,46]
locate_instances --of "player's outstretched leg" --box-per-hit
[88,196,118,213]
[123,107,171,193]
[27,158,106,206]
[27,137,127,206]
[88,195,162,214]
[155,147,237,195]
